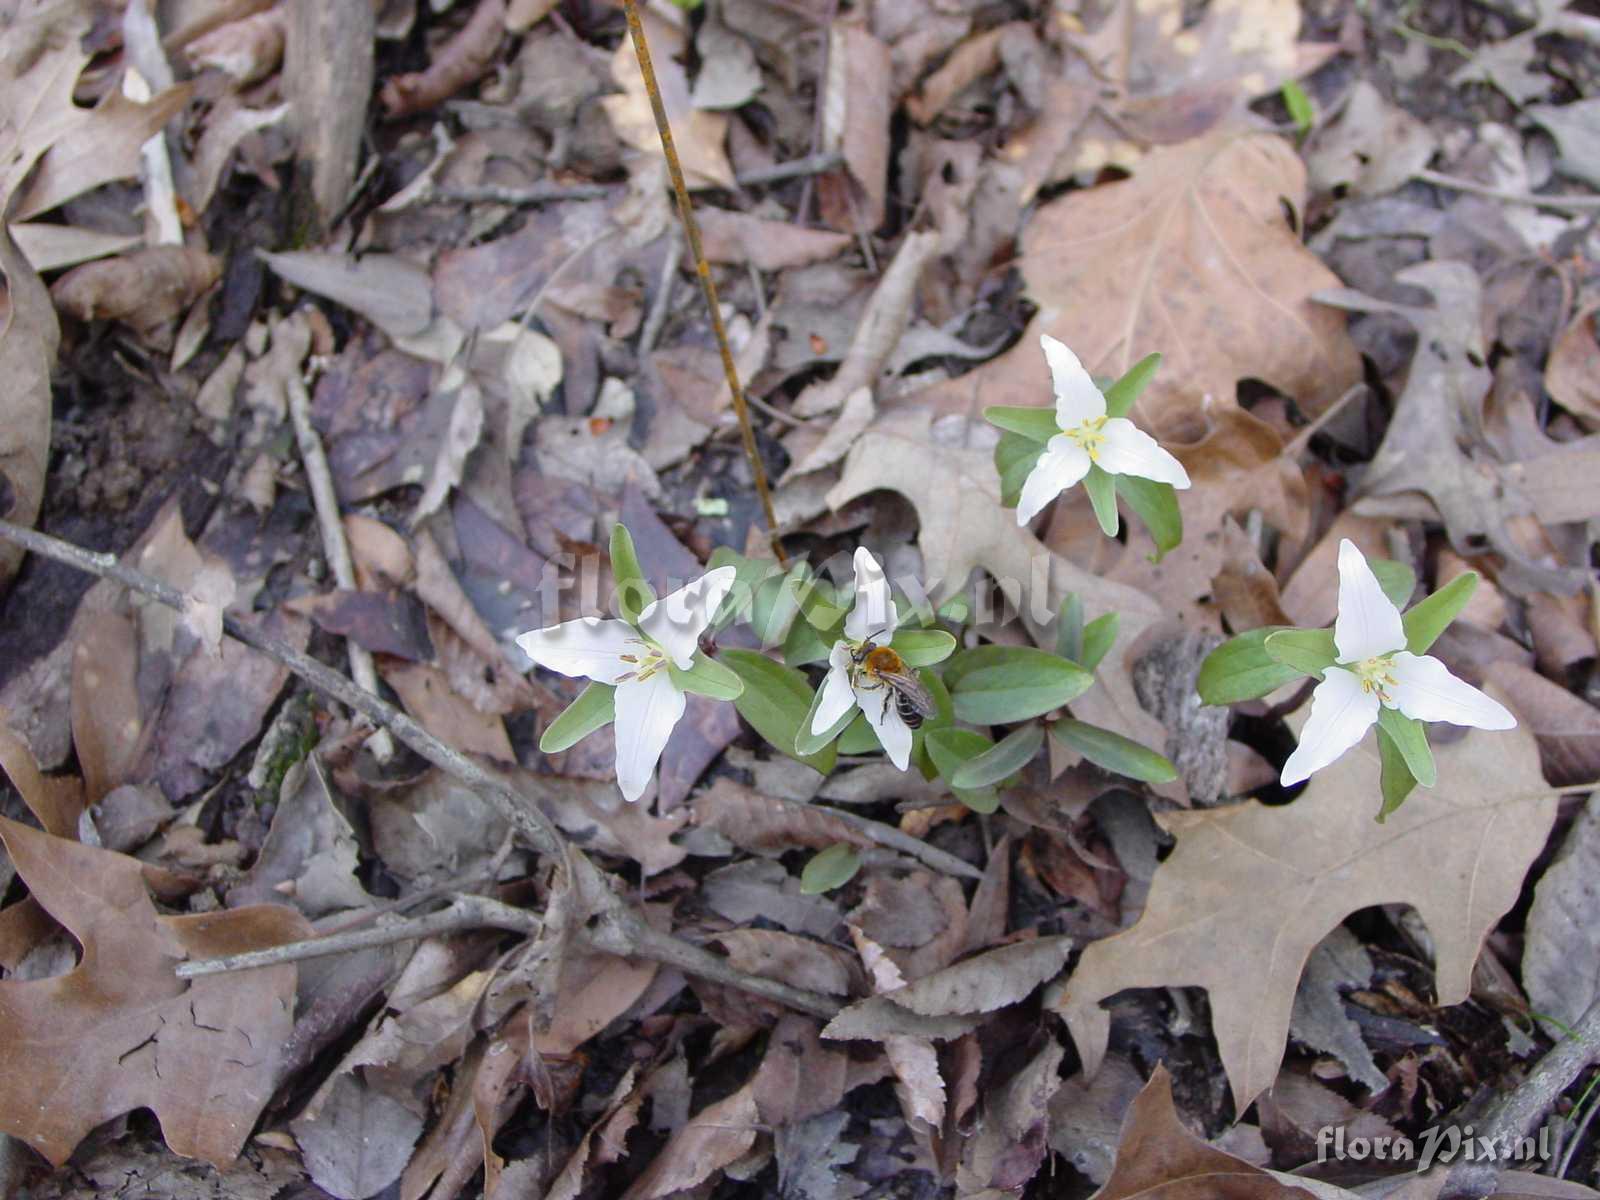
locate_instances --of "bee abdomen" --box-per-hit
[896,690,925,729]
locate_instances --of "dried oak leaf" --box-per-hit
[1,2,191,221]
[0,816,312,1167]
[1095,1065,1318,1199]
[914,132,1360,440]
[1054,694,1558,1115]
[826,410,1176,794]
[1329,262,1585,595]
[620,1082,759,1200]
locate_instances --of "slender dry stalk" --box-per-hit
[620,0,787,565]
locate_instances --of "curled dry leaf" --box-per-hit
[816,22,891,234]
[849,925,946,1132]
[1055,694,1557,1114]
[184,7,286,85]
[380,0,508,118]
[696,208,853,272]
[0,816,313,1167]
[0,226,55,593]
[50,247,223,342]
[1545,304,1600,429]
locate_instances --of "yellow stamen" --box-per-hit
[1066,414,1109,461]
[1349,655,1398,703]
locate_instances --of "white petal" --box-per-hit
[1333,539,1406,663]
[853,676,914,771]
[812,646,858,734]
[1388,652,1516,730]
[515,617,635,683]
[1041,334,1106,429]
[1280,667,1380,786]
[636,565,738,668]
[844,547,897,643]
[1096,419,1191,488]
[612,669,686,802]
[1016,435,1092,525]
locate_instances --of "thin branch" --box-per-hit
[0,518,843,1018]
[177,894,540,978]
[621,0,787,565]
[822,803,984,880]
[1414,169,1600,213]
[734,151,844,188]
[1443,995,1600,1198]
[286,371,393,762]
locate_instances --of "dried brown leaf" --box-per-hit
[50,247,223,341]
[714,929,862,997]
[1523,790,1600,1035]
[1546,304,1600,429]
[849,926,945,1132]
[1095,1065,1317,1200]
[1055,696,1557,1114]
[380,0,507,117]
[817,22,890,234]
[697,209,852,271]
[883,935,1073,1017]
[1486,662,1600,787]
[0,817,311,1166]
[693,777,876,855]
[620,1083,759,1199]
[0,226,56,592]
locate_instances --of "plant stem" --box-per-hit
[620,0,787,565]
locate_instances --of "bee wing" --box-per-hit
[877,669,938,718]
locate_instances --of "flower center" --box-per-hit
[1066,414,1109,461]
[1347,655,1398,703]
[618,637,668,683]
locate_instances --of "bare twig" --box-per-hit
[1443,995,1600,1198]
[637,229,682,356]
[177,893,541,977]
[286,372,393,763]
[621,0,787,565]
[0,518,840,1019]
[1414,169,1600,213]
[821,803,983,880]
[735,151,844,188]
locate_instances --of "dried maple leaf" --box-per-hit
[0,816,312,1166]
[826,409,1175,789]
[1054,696,1559,1115]
[916,132,1360,439]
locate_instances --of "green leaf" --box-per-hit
[1402,572,1478,655]
[944,645,1094,724]
[538,682,615,753]
[1083,465,1120,536]
[723,650,836,773]
[781,616,834,667]
[1281,80,1314,136]
[669,654,744,701]
[610,524,654,623]
[1370,558,1417,611]
[1375,724,1418,822]
[920,668,955,732]
[1102,353,1161,419]
[795,674,857,757]
[1264,628,1338,678]
[1114,474,1183,560]
[1196,627,1305,705]
[984,405,1060,444]
[1080,613,1119,673]
[1057,594,1084,663]
[796,575,848,633]
[949,723,1043,789]
[889,628,957,668]
[923,727,1000,812]
[1376,705,1436,788]
[750,561,809,648]
[706,546,781,630]
[996,432,1046,509]
[800,843,861,894]
[1051,719,1178,783]
[836,712,882,755]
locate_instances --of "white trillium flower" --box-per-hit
[1279,540,1515,786]
[516,565,737,802]
[809,548,913,771]
[1017,335,1192,525]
